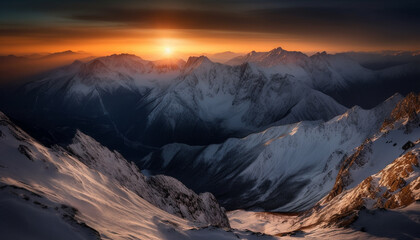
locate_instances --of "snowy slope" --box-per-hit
[226,93,420,239]
[0,185,101,240]
[145,56,347,135]
[296,93,420,228]
[229,202,420,240]
[0,111,282,240]
[9,51,349,152]
[7,48,417,161]
[67,130,230,227]
[141,94,402,211]
[8,47,398,158]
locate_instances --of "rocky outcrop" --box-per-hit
[327,93,420,202]
[381,92,420,132]
[326,139,372,201]
[382,152,420,208]
[291,93,420,229]
[297,148,420,229]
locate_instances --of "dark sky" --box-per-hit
[1,0,419,56]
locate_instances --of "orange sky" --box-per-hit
[1,27,419,60]
[1,0,419,59]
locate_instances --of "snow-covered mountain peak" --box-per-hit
[94,53,153,74]
[248,50,257,56]
[0,111,8,121]
[20,52,187,99]
[69,129,127,166]
[78,59,110,77]
[184,56,213,70]
[109,53,144,59]
[99,53,146,64]
[311,51,328,57]
[227,47,309,67]
[330,93,403,131]
[268,46,284,53]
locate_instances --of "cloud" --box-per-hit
[0,0,419,51]
[27,5,420,45]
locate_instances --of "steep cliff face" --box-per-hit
[293,93,420,229]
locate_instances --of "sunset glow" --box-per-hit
[1,29,419,60]
[0,1,419,59]
[164,47,172,55]
[0,1,420,239]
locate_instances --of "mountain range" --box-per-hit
[3,47,419,159]
[1,93,419,239]
[0,46,419,239]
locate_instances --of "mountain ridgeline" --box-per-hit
[1,47,420,239]
[3,47,419,161]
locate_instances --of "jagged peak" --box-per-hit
[268,47,284,54]
[94,54,147,66]
[73,129,88,139]
[312,51,328,57]
[72,129,100,146]
[248,50,257,56]
[0,111,33,142]
[184,55,213,69]
[384,92,404,104]
[69,130,130,171]
[108,53,142,59]
[371,93,404,115]
[86,59,108,69]
[0,111,9,121]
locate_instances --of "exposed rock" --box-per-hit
[381,92,420,132]
[286,94,420,230]
[18,144,35,161]
[299,149,419,229]
[326,139,372,201]
[402,141,415,150]
[327,93,420,203]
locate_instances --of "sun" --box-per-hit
[164,47,172,55]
